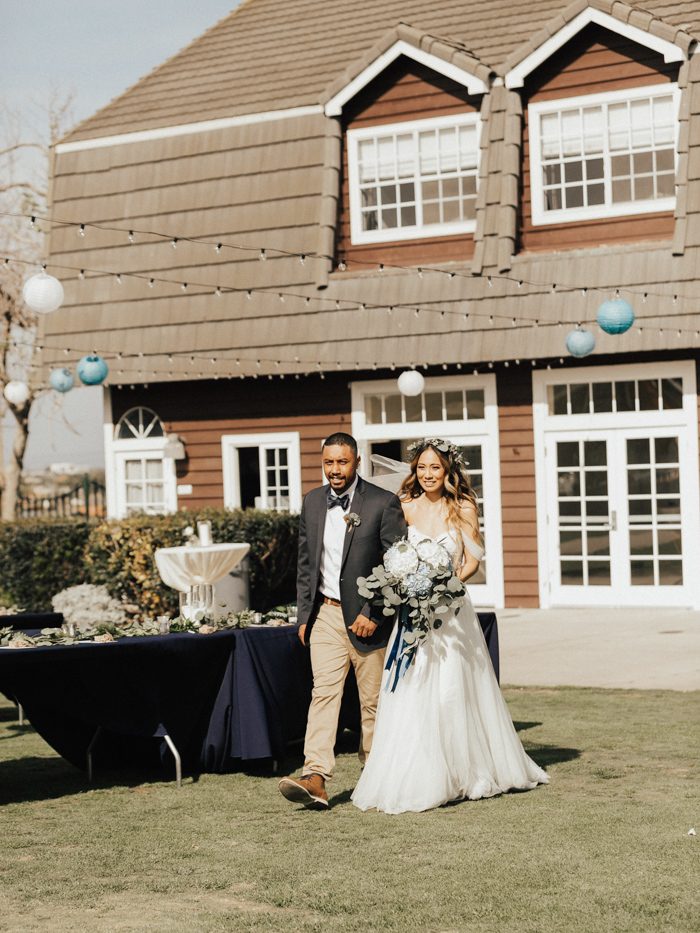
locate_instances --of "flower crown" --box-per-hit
[406,438,469,467]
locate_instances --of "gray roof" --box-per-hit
[40,0,700,382]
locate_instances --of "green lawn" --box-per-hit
[0,687,697,932]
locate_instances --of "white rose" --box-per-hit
[384,541,419,578]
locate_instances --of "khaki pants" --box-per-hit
[303,603,385,781]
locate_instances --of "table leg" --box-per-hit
[162,733,182,788]
[87,726,103,783]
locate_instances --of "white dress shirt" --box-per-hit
[319,475,358,601]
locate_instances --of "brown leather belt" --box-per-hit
[320,595,341,607]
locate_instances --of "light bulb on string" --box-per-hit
[259,249,266,261]
[215,287,222,297]
[171,238,178,249]
[78,224,85,237]
[299,254,306,265]
[78,269,85,280]
[148,278,155,288]
[128,231,135,243]
[215,243,222,254]
[337,260,347,272]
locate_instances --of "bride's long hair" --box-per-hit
[399,439,482,539]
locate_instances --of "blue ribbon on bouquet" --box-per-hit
[384,605,414,693]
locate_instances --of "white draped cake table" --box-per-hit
[154,543,250,593]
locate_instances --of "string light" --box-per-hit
[171,238,178,248]
[78,224,85,237]
[128,231,135,243]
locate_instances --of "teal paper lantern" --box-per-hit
[77,355,109,386]
[566,328,596,358]
[596,298,635,334]
[49,367,74,393]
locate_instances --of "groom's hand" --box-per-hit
[298,624,307,645]
[349,614,377,639]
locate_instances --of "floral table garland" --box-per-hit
[0,607,296,649]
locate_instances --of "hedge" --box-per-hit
[0,510,299,614]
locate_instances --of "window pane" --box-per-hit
[465,390,485,419]
[654,436,678,463]
[569,383,590,414]
[638,379,659,410]
[125,460,142,481]
[385,394,401,423]
[631,560,654,585]
[445,391,463,420]
[549,384,568,414]
[592,382,613,412]
[365,395,382,424]
[404,394,422,423]
[615,381,636,411]
[584,441,606,467]
[588,562,610,585]
[424,392,442,420]
[145,460,163,480]
[661,378,682,409]
[658,560,683,585]
[561,561,584,584]
[557,442,579,467]
[627,438,650,464]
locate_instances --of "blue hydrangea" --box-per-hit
[405,573,433,598]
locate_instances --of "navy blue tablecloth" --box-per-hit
[0,613,499,776]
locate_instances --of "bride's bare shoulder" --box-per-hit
[400,497,419,519]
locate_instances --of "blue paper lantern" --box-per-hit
[566,328,596,358]
[49,367,74,393]
[77,355,109,386]
[596,298,635,334]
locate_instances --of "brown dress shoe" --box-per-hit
[278,773,329,809]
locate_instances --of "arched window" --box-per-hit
[110,407,175,517]
[115,407,165,440]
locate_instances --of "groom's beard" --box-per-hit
[327,468,358,493]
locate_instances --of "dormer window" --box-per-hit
[529,83,678,225]
[347,113,480,244]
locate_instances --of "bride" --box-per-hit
[352,438,549,814]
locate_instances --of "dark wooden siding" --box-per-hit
[519,24,678,254]
[336,57,482,271]
[496,368,539,607]
[111,377,352,508]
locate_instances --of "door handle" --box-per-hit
[610,510,617,532]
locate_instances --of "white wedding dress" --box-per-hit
[352,526,549,814]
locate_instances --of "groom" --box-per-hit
[278,432,406,809]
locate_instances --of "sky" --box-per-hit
[2,0,240,469]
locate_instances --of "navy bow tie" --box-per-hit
[327,492,350,510]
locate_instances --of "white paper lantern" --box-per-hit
[3,380,30,406]
[22,271,64,315]
[397,370,425,396]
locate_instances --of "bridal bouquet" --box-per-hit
[357,536,466,690]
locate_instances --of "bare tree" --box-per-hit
[0,92,74,520]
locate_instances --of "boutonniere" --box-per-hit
[344,513,361,533]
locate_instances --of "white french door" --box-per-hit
[544,425,696,606]
[351,374,504,607]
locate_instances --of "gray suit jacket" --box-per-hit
[296,476,407,653]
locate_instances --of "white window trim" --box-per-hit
[105,398,178,518]
[347,112,481,245]
[505,7,686,89]
[529,83,680,227]
[221,432,302,512]
[532,360,700,609]
[325,40,488,117]
[351,374,504,608]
